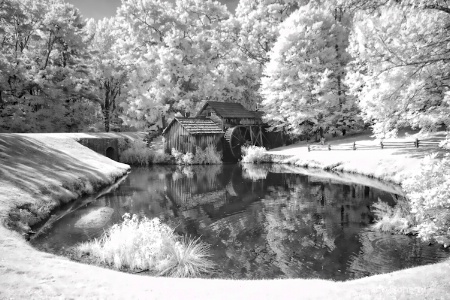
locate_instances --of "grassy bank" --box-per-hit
[266,131,448,185]
[0,133,130,233]
[1,132,450,299]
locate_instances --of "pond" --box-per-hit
[31,164,450,280]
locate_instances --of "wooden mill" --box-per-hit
[163,101,284,161]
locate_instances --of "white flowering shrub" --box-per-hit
[76,214,214,277]
[403,153,450,246]
[241,145,269,164]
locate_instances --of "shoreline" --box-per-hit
[1,133,450,299]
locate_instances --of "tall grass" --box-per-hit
[76,214,215,277]
[120,139,172,166]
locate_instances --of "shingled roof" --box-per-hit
[163,117,224,135]
[198,101,260,119]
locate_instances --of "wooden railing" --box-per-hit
[307,138,443,152]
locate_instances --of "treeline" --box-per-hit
[1,0,449,137]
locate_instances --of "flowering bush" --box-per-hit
[241,145,269,164]
[76,214,214,277]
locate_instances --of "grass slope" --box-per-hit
[0,132,450,299]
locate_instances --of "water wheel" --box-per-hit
[224,126,250,160]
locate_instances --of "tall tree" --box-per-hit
[115,0,247,129]
[346,0,450,137]
[85,18,128,132]
[261,3,360,137]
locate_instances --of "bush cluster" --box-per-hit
[76,214,215,277]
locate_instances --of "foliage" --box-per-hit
[402,153,450,247]
[0,0,97,132]
[76,213,214,277]
[371,198,414,234]
[115,0,251,128]
[84,18,128,132]
[347,1,450,137]
[171,146,222,165]
[120,139,172,166]
[241,145,269,164]
[261,3,362,136]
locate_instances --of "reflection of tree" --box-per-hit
[348,230,450,279]
[35,165,446,280]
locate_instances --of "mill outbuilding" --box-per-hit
[162,117,224,154]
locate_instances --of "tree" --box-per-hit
[261,3,360,137]
[85,18,128,132]
[0,0,95,132]
[346,0,450,137]
[115,0,250,129]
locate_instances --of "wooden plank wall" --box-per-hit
[164,121,223,154]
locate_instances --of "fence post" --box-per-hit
[353,142,356,150]
[328,144,331,151]
[380,141,384,149]
[415,138,419,148]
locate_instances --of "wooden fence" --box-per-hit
[308,138,443,152]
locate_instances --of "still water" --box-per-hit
[32,164,450,280]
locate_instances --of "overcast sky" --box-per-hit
[67,0,239,20]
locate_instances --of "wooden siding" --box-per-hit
[164,121,223,154]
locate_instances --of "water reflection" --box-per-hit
[32,165,450,280]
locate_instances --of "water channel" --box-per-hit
[32,164,450,280]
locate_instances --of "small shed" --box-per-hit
[196,101,262,130]
[162,117,224,154]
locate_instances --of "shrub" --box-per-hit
[171,146,222,165]
[402,153,450,246]
[120,139,173,165]
[76,214,215,277]
[371,197,414,234]
[120,139,153,166]
[241,145,269,164]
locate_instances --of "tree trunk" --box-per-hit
[104,91,110,132]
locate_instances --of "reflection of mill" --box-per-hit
[163,165,267,233]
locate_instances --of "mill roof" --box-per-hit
[198,101,260,119]
[163,117,224,135]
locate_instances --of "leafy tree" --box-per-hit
[115,0,249,129]
[85,18,128,132]
[0,0,95,132]
[346,0,450,137]
[261,3,361,137]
